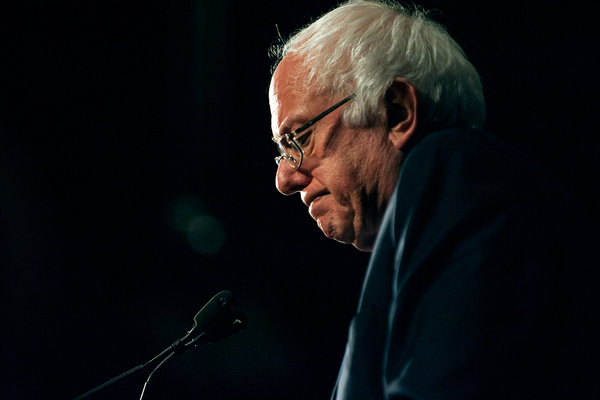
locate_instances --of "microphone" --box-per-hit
[194,290,237,329]
[171,290,247,353]
[73,290,247,400]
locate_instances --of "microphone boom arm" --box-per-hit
[72,290,246,400]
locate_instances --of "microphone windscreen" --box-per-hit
[192,290,235,330]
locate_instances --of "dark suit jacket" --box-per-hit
[334,129,600,399]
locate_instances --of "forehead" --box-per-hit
[270,57,309,111]
[269,56,329,135]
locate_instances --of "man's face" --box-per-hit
[269,56,402,251]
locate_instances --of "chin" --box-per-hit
[317,214,375,252]
[316,214,350,241]
[330,221,375,252]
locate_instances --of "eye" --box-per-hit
[274,134,294,150]
[279,138,293,149]
[294,131,312,146]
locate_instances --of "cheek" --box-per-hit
[317,126,390,206]
[315,160,360,207]
[347,131,395,191]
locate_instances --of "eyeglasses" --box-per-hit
[273,93,356,169]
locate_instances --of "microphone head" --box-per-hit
[191,290,236,331]
[187,290,247,346]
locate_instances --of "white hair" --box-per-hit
[271,0,486,131]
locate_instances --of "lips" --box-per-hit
[303,189,327,206]
[308,194,328,219]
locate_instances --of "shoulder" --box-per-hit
[399,128,551,196]
[407,128,528,166]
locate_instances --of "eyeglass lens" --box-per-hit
[275,135,301,168]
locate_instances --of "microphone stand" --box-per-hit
[72,290,246,400]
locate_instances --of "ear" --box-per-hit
[385,77,418,150]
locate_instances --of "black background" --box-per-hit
[2,1,598,399]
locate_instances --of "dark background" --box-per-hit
[2,0,598,399]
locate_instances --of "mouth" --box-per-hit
[303,190,327,207]
[307,193,328,219]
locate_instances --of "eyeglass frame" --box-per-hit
[272,93,356,169]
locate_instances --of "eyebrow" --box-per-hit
[274,112,313,140]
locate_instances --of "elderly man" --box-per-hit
[269,1,599,399]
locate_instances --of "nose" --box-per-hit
[275,161,311,195]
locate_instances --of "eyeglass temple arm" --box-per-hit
[294,93,356,134]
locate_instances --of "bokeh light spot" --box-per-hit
[167,194,206,232]
[186,214,226,254]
